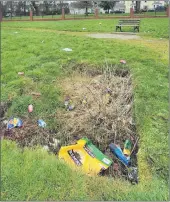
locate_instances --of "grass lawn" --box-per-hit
[1,18,168,200]
[2,18,168,39]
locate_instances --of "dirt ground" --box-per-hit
[87,33,141,40]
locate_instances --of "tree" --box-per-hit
[70,1,93,16]
[30,1,39,15]
[135,1,141,13]
[99,1,116,13]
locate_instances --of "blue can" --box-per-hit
[7,117,23,129]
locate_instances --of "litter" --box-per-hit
[82,96,87,105]
[7,117,23,130]
[43,145,49,151]
[14,32,18,34]
[123,139,131,156]
[41,40,44,43]
[28,104,33,113]
[49,138,60,148]
[31,92,41,97]
[18,72,24,76]
[62,48,72,52]
[82,28,86,30]
[38,119,46,128]
[120,59,126,64]
[99,22,102,25]
[58,137,113,175]
[64,97,74,111]
[109,143,130,166]
[128,167,138,184]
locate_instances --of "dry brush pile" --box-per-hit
[56,66,138,177]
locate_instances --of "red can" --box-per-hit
[28,104,33,113]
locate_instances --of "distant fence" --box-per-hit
[1,0,169,22]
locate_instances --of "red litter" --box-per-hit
[120,60,126,64]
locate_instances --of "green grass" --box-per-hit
[2,18,168,38]
[2,140,168,201]
[1,19,168,200]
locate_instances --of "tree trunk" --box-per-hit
[136,1,141,13]
[23,1,26,16]
[85,6,88,16]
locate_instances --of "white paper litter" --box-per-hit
[62,48,72,52]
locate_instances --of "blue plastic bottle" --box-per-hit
[109,143,130,166]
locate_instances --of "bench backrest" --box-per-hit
[118,19,140,25]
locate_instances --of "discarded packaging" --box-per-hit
[38,119,46,128]
[109,143,130,166]
[18,72,24,76]
[82,96,87,105]
[123,139,132,156]
[120,59,126,64]
[62,48,72,52]
[31,92,41,97]
[64,97,74,111]
[7,117,23,129]
[58,137,113,175]
[128,167,138,184]
[28,104,33,113]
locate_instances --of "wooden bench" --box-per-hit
[116,19,140,32]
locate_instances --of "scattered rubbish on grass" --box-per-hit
[82,28,86,30]
[62,48,72,52]
[160,38,163,40]
[38,119,46,128]
[58,137,113,175]
[7,117,23,130]
[31,92,41,97]
[99,22,102,25]
[109,143,130,166]
[14,32,18,34]
[18,72,24,76]
[128,167,138,184]
[120,59,126,64]
[28,104,33,113]
[1,66,138,182]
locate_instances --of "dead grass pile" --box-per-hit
[56,67,138,177]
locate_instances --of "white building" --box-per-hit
[124,1,165,13]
